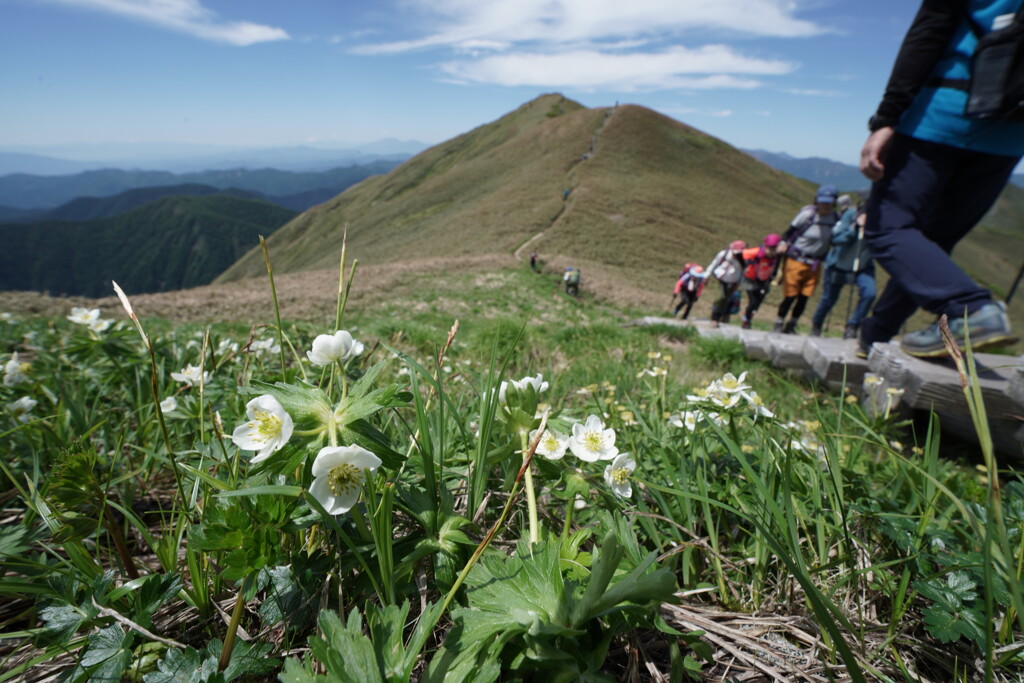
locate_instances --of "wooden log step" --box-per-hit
[866,343,1024,420]
[802,337,870,390]
[766,332,810,370]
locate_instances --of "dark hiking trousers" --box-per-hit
[860,134,1019,345]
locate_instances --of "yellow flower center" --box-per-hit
[609,467,630,485]
[253,409,282,439]
[581,431,605,452]
[328,463,362,496]
[541,433,560,451]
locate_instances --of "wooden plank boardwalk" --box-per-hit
[632,316,1024,459]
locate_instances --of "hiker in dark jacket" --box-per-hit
[857,0,1023,358]
[811,200,876,339]
[773,185,838,334]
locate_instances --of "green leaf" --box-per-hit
[0,526,30,558]
[39,604,89,642]
[922,604,986,646]
[308,609,385,683]
[81,624,129,667]
[341,419,405,470]
[242,380,332,431]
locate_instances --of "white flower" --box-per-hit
[88,318,113,333]
[742,390,774,419]
[7,396,38,423]
[0,312,13,323]
[3,353,29,386]
[217,339,239,355]
[716,372,750,393]
[307,330,364,366]
[231,395,294,463]
[569,414,617,462]
[669,411,699,431]
[160,396,178,414]
[309,445,382,515]
[531,428,569,460]
[250,338,280,357]
[498,373,549,405]
[171,364,209,387]
[604,453,636,498]
[67,307,101,325]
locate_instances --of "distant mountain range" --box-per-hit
[0,161,400,212]
[0,139,427,175]
[743,150,870,192]
[0,194,296,297]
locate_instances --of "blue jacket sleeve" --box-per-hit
[870,0,965,129]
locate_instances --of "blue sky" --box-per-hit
[0,0,922,165]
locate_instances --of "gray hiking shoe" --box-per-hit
[810,325,822,337]
[900,302,1016,358]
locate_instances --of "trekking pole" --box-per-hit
[1008,259,1024,304]
[842,223,865,331]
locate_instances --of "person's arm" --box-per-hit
[869,0,964,130]
[831,220,856,246]
[706,250,724,277]
[862,0,964,180]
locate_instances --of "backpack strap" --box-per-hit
[927,3,1024,91]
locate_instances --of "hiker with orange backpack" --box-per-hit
[738,234,783,329]
[671,263,706,319]
[706,240,746,327]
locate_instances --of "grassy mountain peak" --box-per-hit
[217,94,814,308]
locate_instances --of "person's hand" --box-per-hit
[860,127,895,181]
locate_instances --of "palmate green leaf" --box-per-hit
[39,603,91,642]
[306,610,385,683]
[142,646,222,683]
[242,380,332,431]
[463,540,570,634]
[922,604,986,646]
[0,526,30,558]
[81,624,130,667]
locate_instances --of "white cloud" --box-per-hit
[357,0,824,55]
[354,0,818,92]
[783,88,844,97]
[440,46,793,91]
[48,0,289,45]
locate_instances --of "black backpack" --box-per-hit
[955,5,1024,121]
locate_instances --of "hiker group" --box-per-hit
[673,184,875,338]
[672,0,1023,359]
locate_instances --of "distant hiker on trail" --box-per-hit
[671,263,706,320]
[706,240,746,328]
[773,185,839,334]
[811,199,876,339]
[739,234,783,329]
[563,189,571,200]
[564,267,581,296]
[530,251,538,271]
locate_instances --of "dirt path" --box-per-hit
[514,106,618,262]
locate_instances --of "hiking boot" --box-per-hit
[855,340,870,360]
[843,325,858,340]
[741,320,752,330]
[900,302,1016,358]
[810,325,822,337]
[772,319,784,333]
[782,320,797,334]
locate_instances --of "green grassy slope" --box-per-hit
[0,195,296,297]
